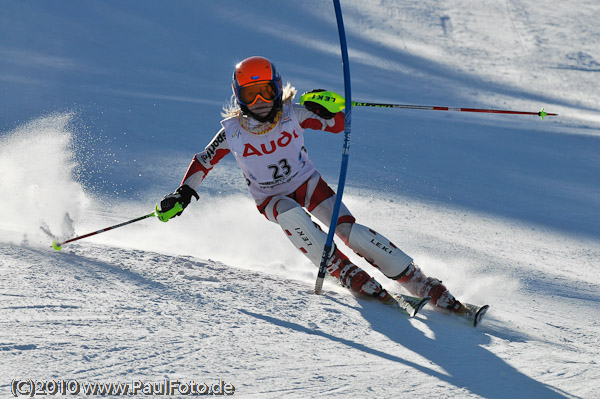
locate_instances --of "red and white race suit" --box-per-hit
[175,101,458,308]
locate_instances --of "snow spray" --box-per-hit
[0,113,91,246]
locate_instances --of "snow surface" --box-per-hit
[1,1,599,398]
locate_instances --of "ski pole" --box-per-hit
[352,101,557,120]
[299,91,558,120]
[51,211,156,251]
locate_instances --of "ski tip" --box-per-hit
[412,296,431,317]
[52,240,62,251]
[395,294,431,318]
[473,305,490,327]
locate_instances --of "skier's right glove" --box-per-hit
[156,185,199,222]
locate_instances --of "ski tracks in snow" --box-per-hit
[1,241,592,398]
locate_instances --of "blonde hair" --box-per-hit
[221,82,297,119]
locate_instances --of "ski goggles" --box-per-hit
[236,81,280,106]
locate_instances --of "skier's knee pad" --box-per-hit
[276,206,329,266]
[347,224,413,278]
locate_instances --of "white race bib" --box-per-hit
[221,103,316,200]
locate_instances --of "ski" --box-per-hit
[455,303,490,327]
[382,293,431,318]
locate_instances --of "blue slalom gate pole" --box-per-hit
[315,0,352,294]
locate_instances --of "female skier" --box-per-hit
[156,56,465,313]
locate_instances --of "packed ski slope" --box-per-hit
[1,1,599,398]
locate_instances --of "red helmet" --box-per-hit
[232,56,283,121]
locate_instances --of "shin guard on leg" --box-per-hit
[347,224,413,279]
[276,206,331,267]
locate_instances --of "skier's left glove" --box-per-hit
[156,185,199,222]
[299,89,345,119]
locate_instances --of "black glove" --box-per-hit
[301,89,337,119]
[156,185,199,222]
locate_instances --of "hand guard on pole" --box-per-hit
[156,184,199,222]
[300,89,341,119]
